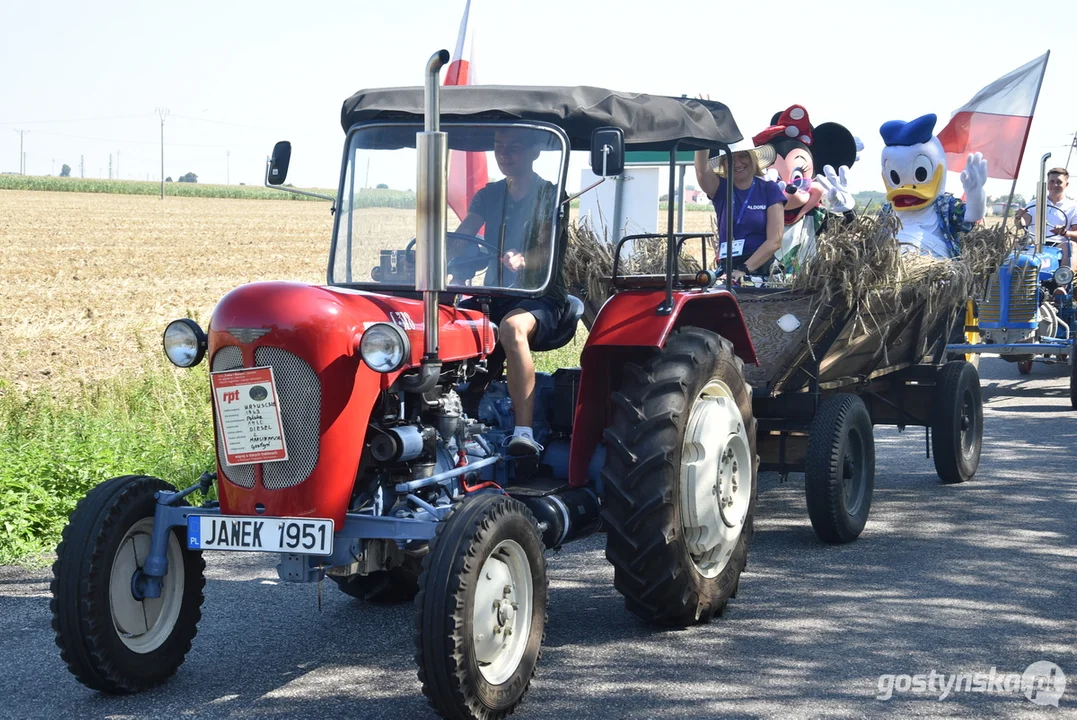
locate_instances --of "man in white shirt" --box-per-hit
[1014,167,1077,243]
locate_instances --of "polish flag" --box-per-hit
[445,0,488,223]
[938,51,1050,180]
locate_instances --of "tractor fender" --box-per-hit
[567,289,757,487]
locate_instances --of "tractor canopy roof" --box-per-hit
[340,85,742,152]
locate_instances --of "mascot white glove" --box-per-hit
[816,165,855,213]
[960,152,988,223]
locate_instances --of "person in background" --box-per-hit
[1014,167,1077,272]
[694,139,785,281]
[1015,167,1077,242]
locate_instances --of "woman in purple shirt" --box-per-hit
[694,141,786,281]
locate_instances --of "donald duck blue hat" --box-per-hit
[880,114,938,147]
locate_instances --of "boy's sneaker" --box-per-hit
[506,434,543,457]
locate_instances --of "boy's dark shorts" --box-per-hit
[460,295,566,348]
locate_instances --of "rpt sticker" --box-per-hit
[211,367,289,465]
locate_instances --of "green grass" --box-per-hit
[0,360,215,564]
[533,327,586,373]
[0,175,415,208]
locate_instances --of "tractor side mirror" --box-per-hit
[267,141,292,186]
[590,127,624,177]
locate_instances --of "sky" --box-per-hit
[2,0,1075,200]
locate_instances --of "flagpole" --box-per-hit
[1002,50,1050,229]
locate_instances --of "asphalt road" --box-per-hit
[2,357,1074,719]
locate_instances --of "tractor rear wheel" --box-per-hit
[804,395,875,544]
[50,475,205,693]
[601,327,757,626]
[415,494,547,720]
[932,360,983,484]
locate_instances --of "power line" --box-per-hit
[22,128,265,149]
[0,114,151,126]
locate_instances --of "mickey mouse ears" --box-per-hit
[753,104,858,171]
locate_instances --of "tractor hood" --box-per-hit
[206,282,494,524]
[209,281,494,374]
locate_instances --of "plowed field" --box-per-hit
[0,190,334,393]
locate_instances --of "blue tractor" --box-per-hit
[947,154,1077,407]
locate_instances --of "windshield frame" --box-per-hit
[327,119,571,297]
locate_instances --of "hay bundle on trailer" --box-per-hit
[565,209,1013,393]
[788,214,1012,338]
[740,215,1013,392]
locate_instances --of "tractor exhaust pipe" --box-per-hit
[415,49,450,361]
[1035,153,1051,254]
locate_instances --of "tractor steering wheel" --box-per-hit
[405,231,503,281]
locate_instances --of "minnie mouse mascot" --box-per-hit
[752,105,859,271]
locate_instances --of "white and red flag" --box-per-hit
[445,0,488,223]
[938,51,1050,180]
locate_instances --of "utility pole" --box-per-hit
[13,129,28,174]
[365,158,371,188]
[117,150,120,179]
[52,158,55,175]
[1066,131,1077,172]
[109,154,113,180]
[226,149,230,185]
[156,107,169,199]
[80,155,84,178]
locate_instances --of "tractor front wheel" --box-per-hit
[50,475,205,693]
[805,394,875,544]
[414,494,547,720]
[602,327,757,626]
[932,361,983,484]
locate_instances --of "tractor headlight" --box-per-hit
[162,319,207,368]
[1054,266,1074,286]
[360,323,410,373]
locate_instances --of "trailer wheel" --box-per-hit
[1017,359,1033,375]
[50,475,205,693]
[331,552,424,603]
[602,327,757,626]
[932,360,983,484]
[415,494,546,720]
[805,395,875,544]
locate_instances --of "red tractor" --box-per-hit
[51,51,760,719]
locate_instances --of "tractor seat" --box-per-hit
[532,295,584,352]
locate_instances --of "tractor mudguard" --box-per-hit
[567,289,757,487]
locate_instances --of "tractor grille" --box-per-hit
[254,347,321,490]
[980,265,1039,325]
[212,346,255,489]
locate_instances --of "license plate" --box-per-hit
[187,515,334,555]
[717,239,746,257]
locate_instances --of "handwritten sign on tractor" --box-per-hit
[210,366,289,465]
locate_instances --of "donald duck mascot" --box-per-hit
[880,113,988,257]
